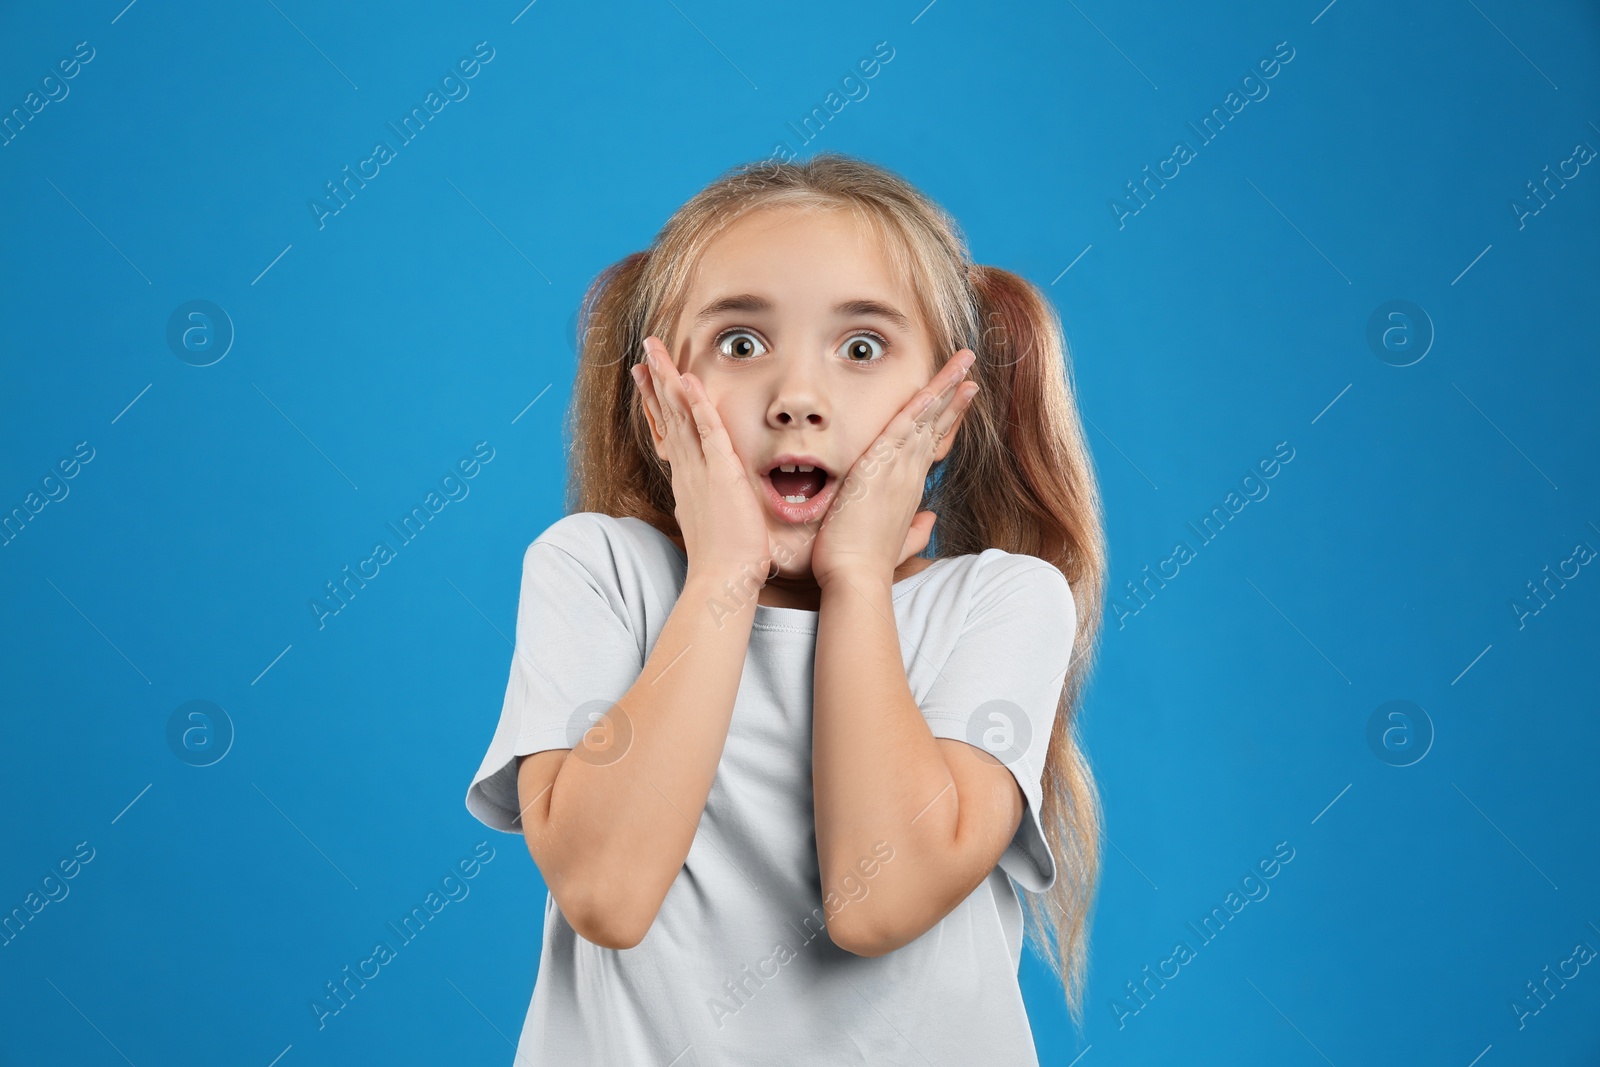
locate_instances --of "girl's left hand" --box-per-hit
[811,349,979,590]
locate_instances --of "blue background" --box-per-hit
[2,0,1597,1063]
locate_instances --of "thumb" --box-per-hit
[899,511,937,565]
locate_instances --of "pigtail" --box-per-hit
[565,250,676,533]
[927,263,1108,1033]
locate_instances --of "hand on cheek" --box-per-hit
[810,350,979,589]
[634,336,775,583]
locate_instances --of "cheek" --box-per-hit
[700,389,753,451]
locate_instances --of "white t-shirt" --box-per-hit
[465,511,1077,1066]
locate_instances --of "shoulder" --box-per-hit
[944,549,1076,636]
[526,511,665,561]
[521,511,682,608]
[527,511,622,560]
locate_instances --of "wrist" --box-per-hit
[817,566,895,599]
[681,567,765,615]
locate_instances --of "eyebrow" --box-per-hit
[691,293,913,334]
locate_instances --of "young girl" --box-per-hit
[465,152,1106,1065]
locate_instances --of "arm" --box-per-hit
[516,566,753,949]
[812,571,1028,958]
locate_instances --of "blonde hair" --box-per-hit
[563,152,1108,1030]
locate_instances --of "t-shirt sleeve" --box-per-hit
[918,555,1077,893]
[464,518,645,835]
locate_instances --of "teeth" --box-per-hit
[782,495,808,504]
[777,463,817,473]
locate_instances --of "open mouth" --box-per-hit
[759,461,840,524]
[767,463,829,503]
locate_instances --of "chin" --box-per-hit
[767,526,817,577]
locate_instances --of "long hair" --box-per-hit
[562,152,1108,1031]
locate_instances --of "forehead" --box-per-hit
[678,204,923,330]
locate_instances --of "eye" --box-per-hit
[713,328,767,361]
[839,331,890,364]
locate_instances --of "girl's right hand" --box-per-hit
[633,336,773,585]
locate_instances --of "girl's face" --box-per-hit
[667,203,957,579]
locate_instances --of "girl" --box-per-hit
[466,152,1106,1065]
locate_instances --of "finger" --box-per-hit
[645,339,701,468]
[925,380,980,442]
[898,511,937,566]
[914,351,976,430]
[903,351,974,437]
[633,353,672,463]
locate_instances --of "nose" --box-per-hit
[767,356,828,429]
